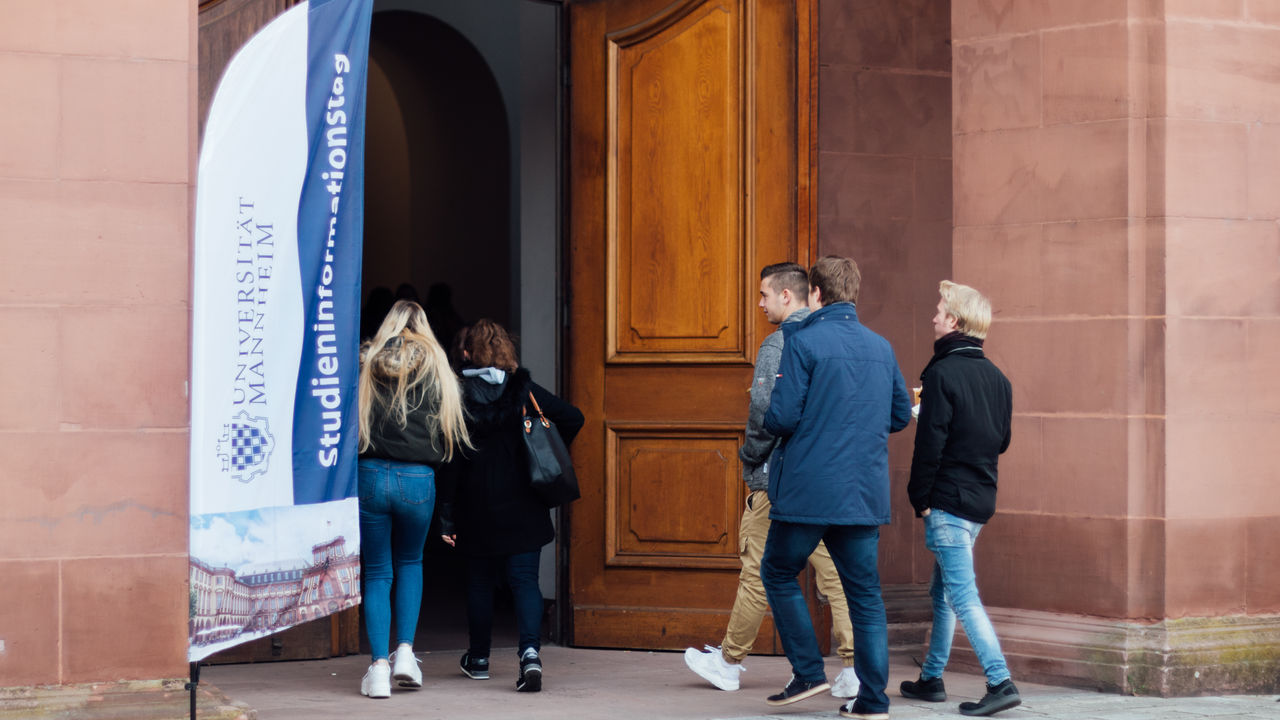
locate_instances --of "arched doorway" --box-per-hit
[359,1,564,656]
[360,8,515,654]
[362,10,512,340]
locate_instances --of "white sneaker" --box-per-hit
[830,666,861,698]
[361,662,391,698]
[391,647,422,689]
[683,645,745,691]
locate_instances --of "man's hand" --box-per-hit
[921,508,932,518]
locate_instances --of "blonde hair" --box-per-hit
[358,300,471,459]
[938,280,992,340]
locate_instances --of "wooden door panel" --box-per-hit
[569,0,808,653]
[606,424,745,568]
[609,0,745,361]
[575,607,782,650]
[603,366,756,420]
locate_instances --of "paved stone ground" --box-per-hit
[202,645,1280,720]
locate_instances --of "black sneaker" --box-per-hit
[959,678,1021,716]
[765,675,831,706]
[900,673,947,702]
[459,652,490,680]
[516,647,542,692]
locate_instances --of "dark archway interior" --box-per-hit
[362,9,512,347]
[361,9,519,655]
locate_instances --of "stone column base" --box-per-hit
[921,608,1280,696]
[0,678,253,720]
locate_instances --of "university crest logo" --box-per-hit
[216,411,276,483]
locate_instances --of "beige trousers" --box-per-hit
[720,490,855,665]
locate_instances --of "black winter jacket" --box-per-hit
[439,368,584,557]
[907,333,1012,524]
[359,338,448,466]
[360,383,448,466]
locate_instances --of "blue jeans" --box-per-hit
[761,521,890,713]
[465,550,543,658]
[921,509,1010,685]
[358,458,436,661]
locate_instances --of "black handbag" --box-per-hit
[522,392,580,506]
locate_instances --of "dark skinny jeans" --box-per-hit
[465,549,543,658]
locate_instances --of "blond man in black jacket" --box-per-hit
[902,281,1020,718]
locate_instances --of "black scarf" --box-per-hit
[920,331,984,381]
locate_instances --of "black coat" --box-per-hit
[439,368,584,556]
[907,333,1012,524]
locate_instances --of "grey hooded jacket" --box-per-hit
[739,307,811,491]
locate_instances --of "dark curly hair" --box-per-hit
[456,318,519,372]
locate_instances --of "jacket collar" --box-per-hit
[920,331,984,380]
[783,302,857,338]
[804,301,858,326]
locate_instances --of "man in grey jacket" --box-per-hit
[684,262,858,697]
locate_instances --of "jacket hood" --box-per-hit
[461,367,530,434]
[363,335,426,382]
[781,307,811,327]
[462,366,508,385]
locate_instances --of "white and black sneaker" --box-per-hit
[460,652,490,680]
[766,674,831,706]
[516,647,542,692]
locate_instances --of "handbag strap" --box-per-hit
[523,391,551,429]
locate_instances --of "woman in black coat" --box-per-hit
[438,319,583,693]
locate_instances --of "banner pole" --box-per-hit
[186,661,200,720]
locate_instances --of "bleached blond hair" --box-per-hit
[938,280,992,340]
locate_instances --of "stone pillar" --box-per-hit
[815,0,953,589]
[0,1,206,713]
[951,0,1280,695]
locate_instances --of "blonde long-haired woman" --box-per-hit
[355,299,469,698]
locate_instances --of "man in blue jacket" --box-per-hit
[760,255,912,720]
[684,262,859,699]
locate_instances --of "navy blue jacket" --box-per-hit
[763,303,912,525]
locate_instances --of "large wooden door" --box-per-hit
[566,0,817,650]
